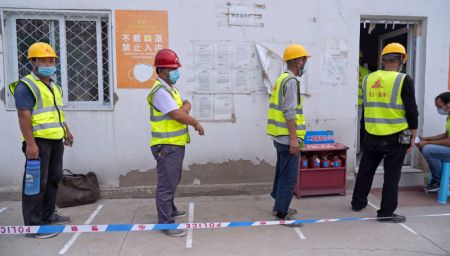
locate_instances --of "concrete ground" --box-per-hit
[1,189,450,256]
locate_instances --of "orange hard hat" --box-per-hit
[154,49,182,68]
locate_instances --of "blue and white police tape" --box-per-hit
[1,213,450,235]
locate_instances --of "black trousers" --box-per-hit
[22,138,64,225]
[351,132,408,217]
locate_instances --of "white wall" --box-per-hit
[0,0,449,191]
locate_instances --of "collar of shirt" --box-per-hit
[31,71,54,87]
[286,69,300,81]
[157,77,177,92]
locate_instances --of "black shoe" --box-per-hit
[162,229,186,237]
[272,207,298,216]
[46,211,72,224]
[425,181,440,193]
[25,232,58,239]
[173,210,187,219]
[351,203,366,212]
[377,214,406,223]
[351,206,365,212]
[274,215,303,228]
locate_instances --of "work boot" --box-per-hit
[46,211,72,224]
[162,229,186,237]
[377,214,406,223]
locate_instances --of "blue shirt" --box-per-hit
[14,82,35,111]
[13,73,56,111]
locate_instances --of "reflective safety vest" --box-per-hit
[363,70,408,136]
[446,116,450,138]
[358,66,370,106]
[147,80,189,146]
[266,72,306,140]
[9,74,65,140]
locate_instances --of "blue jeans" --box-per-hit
[270,141,300,216]
[421,144,450,183]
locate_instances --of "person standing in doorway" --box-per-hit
[147,49,204,237]
[358,50,370,154]
[266,44,310,226]
[351,43,419,223]
[416,92,450,192]
[9,42,73,239]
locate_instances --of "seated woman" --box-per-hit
[416,92,450,192]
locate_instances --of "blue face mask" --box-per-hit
[437,107,449,115]
[38,66,56,77]
[168,70,180,84]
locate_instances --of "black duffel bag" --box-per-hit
[56,169,100,208]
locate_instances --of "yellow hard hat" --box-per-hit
[27,42,57,59]
[283,44,311,61]
[381,42,407,63]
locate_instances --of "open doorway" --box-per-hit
[357,18,420,168]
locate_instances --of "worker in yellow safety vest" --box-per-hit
[416,92,450,192]
[357,50,370,153]
[351,43,419,223]
[266,44,309,226]
[9,42,73,239]
[147,48,204,237]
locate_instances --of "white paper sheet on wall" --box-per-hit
[196,68,213,92]
[234,69,250,93]
[323,48,347,84]
[194,42,214,66]
[215,68,232,92]
[234,44,252,68]
[191,40,266,121]
[194,94,214,120]
[215,44,233,67]
[213,94,233,120]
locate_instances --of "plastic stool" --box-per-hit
[438,162,450,204]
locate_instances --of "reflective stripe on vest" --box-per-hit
[9,74,65,140]
[152,128,189,138]
[148,80,189,146]
[266,72,306,139]
[363,70,408,135]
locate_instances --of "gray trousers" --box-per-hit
[151,144,185,224]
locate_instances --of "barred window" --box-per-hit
[2,10,113,110]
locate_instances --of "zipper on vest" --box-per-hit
[46,82,66,139]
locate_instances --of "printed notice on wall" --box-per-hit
[195,68,213,92]
[323,49,347,84]
[234,69,250,93]
[115,10,168,89]
[215,68,232,92]
[193,94,214,120]
[194,42,214,66]
[194,94,234,121]
[213,94,233,120]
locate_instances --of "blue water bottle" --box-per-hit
[24,159,40,196]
